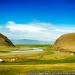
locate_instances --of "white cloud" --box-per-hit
[0,21,75,42]
[7,21,46,33]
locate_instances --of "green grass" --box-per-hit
[0,46,18,50]
[16,44,50,47]
[0,44,75,75]
[0,44,75,64]
[0,56,75,65]
[0,64,75,75]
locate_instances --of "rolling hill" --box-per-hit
[53,33,75,51]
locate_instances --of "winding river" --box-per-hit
[11,48,43,53]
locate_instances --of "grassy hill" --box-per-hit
[53,33,75,51]
[0,33,15,47]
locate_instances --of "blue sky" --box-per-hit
[0,0,75,41]
[0,0,75,24]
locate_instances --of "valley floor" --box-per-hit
[0,44,75,75]
[0,63,75,75]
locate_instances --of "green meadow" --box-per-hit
[0,44,75,75]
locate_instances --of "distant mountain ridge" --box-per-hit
[12,39,50,44]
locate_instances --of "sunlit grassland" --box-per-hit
[0,63,75,75]
[0,44,49,50]
[0,46,17,50]
[0,44,75,64]
[0,44,75,75]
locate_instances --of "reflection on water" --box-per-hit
[11,48,43,53]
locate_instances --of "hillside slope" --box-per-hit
[0,33,15,47]
[53,33,75,51]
